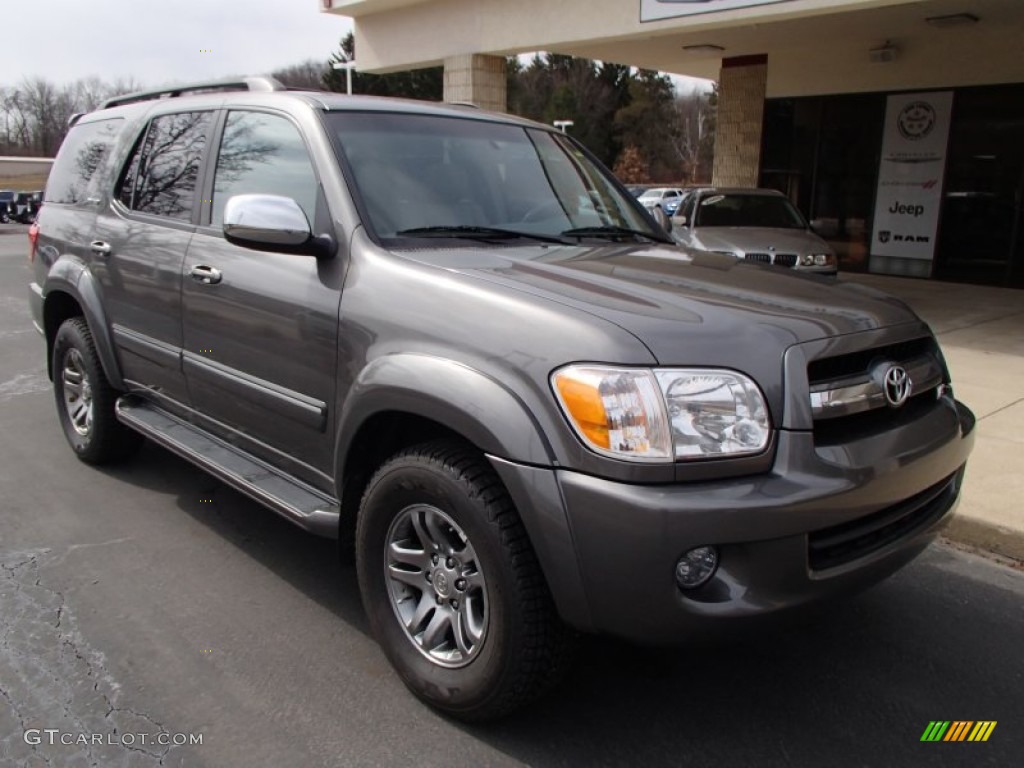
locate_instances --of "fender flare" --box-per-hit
[43,256,125,390]
[336,355,597,626]
[336,353,555,472]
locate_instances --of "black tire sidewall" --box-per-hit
[357,457,521,716]
[52,319,119,463]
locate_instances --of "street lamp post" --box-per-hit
[332,57,357,95]
[553,120,574,133]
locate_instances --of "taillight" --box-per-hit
[28,220,39,262]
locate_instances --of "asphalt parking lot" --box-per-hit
[1,232,1022,767]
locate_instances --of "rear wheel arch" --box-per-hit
[43,291,85,380]
[42,281,123,389]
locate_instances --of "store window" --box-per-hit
[761,95,885,273]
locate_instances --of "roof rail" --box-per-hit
[99,76,286,109]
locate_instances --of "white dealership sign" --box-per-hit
[641,0,795,23]
[871,91,953,261]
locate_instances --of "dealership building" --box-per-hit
[325,0,1024,287]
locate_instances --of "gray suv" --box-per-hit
[28,77,975,721]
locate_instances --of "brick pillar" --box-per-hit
[712,54,768,188]
[443,54,507,112]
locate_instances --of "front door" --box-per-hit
[181,109,342,479]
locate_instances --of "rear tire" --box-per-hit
[52,317,140,464]
[356,439,572,721]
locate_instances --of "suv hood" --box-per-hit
[407,241,923,365]
[692,227,832,256]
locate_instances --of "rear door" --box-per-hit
[181,108,342,478]
[92,110,215,406]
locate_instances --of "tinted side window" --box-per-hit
[45,118,123,205]
[119,112,212,220]
[211,111,317,226]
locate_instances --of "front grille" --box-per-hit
[808,337,937,386]
[807,470,961,571]
[813,392,938,445]
[806,335,945,439]
[743,252,798,267]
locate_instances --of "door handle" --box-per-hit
[189,265,223,285]
[90,240,111,257]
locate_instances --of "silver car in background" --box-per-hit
[673,187,837,274]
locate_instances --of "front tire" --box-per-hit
[52,317,140,464]
[356,440,572,721]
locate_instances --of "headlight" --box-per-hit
[551,366,672,461]
[655,369,771,458]
[808,253,834,266]
[551,365,771,462]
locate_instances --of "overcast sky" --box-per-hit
[5,0,353,87]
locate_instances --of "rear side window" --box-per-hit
[211,111,317,226]
[118,111,213,221]
[45,118,123,205]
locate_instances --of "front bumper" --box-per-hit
[492,397,974,644]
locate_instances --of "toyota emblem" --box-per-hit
[884,365,910,407]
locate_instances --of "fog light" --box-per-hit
[675,546,718,589]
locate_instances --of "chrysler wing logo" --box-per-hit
[884,365,910,407]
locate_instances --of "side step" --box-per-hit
[115,397,340,538]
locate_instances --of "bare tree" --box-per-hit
[670,84,716,183]
[0,87,31,153]
[0,75,149,157]
[272,60,328,90]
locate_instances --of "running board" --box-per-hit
[115,397,340,538]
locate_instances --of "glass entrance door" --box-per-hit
[935,85,1024,287]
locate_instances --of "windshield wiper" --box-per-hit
[560,225,667,243]
[395,225,569,245]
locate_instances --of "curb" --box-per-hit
[943,515,1024,563]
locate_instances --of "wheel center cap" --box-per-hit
[433,569,451,597]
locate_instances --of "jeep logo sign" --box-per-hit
[889,201,926,217]
[871,92,953,263]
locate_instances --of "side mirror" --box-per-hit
[223,194,329,256]
[645,203,673,234]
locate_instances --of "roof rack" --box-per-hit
[99,76,286,109]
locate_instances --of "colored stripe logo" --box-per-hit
[921,721,997,742]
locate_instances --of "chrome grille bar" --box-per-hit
[809,355,944,420]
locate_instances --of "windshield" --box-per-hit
[694,193,808,229]
[326,112,667,245]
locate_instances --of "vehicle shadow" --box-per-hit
[459,549,1022,768]
[96,440,371,638]
[96,442,1022,768]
